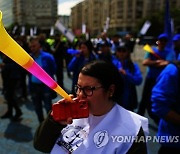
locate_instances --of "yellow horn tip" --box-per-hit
[0,11,2,21]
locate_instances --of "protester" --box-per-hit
[116,46,142,111]
[124,33,136,53]
[38,33,52,54]
[33,60,148,154]
[138,33,175,123]
[29,38,57,123]
[97,40,121,70]
[68,40,97,94]
[111,34,121,54]
[52,34,67,89]
[0,55,22,121]
[151,63,180,154]
[15,36,30,100]
[95,32,112,52]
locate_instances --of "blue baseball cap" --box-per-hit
[99,40,112,47]
[158,33,168,40]
[173,34,180,41]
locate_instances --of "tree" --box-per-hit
[136,8,180,37]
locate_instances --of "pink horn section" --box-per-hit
[26,61,57,88]
[26,61,71,100]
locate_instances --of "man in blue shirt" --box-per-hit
[29,38,56,123]
[138,33,175,123]
[151,63,180,154]
[151,34,180,153]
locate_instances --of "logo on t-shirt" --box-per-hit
[56,125,88,152]
[93,130,109,148]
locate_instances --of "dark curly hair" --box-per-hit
[80,60,123,104]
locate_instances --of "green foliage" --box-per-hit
[136,8,180,37]
[136,11,164,37]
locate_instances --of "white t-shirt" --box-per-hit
[51,104,148,154]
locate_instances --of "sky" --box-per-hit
[58,0,84,15]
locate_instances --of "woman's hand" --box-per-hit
[51,94,74,125]
[58,117,73,125]
[119,68,126,75]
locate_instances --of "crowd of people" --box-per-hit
[0,31,180,153]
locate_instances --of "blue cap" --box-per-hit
[99,40,112,47]
[158,33,168,40]
[173,34,180,41]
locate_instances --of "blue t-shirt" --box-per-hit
[151,64,180,148]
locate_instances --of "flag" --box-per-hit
[164,0,173,49]
[143,44,162,59]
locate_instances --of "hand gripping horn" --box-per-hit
[0,11,71,100]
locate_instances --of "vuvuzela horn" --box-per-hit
[143,44,162,60]
[0,11,71,100]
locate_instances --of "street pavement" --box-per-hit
[0,44,161,154]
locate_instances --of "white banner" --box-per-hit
[30,28,34,37]
[12,25,18,34]
[50,26,55,36]
[20,26,25,36]
[104,17,110,32]
[33,27,37,35]
[82,23,86,34]
[140,21,151,35]
[55,20,75,43]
